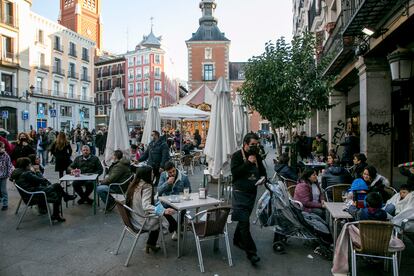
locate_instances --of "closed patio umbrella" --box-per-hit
[233,94,249,148]
[104,87,130,165]
[141,98,161,146]
[204,77,237,198]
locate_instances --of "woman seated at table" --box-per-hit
[362,165,392,203]
[294,168,325,218]
[10,157,77,222]
[126,166,176,252]
[320,153,352,191]
[273,152,298,181]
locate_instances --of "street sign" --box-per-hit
[38,105,45,119]
[80,111,84,119]
[1,110,8,119]
[22,110,29,120]
[50,109,57,118]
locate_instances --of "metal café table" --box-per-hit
[325,202,352,247]
[299,161,327,170]
[59,174,99,215]
[158,192,222,258]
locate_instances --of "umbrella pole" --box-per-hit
[218,173,221,200]
[180,118,183,155]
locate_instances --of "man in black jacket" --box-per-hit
[231,133,266,265]
[69,145,103,205]
[139,130,170,185]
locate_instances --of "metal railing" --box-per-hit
[0,88,18,98]
[342,0,365,29]
[82,55,90,62]
[52,66,65,76]
[1,15,15,27]
[68,71,78,79]
[81,75,91,82]
[53,44,64,53]
[69,49,77,58]
[35,64,49,72]
[1,51,17,64]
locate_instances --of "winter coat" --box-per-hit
[51,142,72,172]
[368,174,392,202]
[231,149,266,222]
[321,165,352,190]
[312,138,328,157]
[385,192,414,215]
[348,205,388,221]
[351,162,368,179]
[101,158,132,185]
[293,180,325,212]
[0,136,14,155]
[274,163,298,181]
[0,152,13,179]
[129,180,167,231]
[10,143,35,165]
[158,170,191,196]
[340,135,359,164]
[139,139,170,170]
[46,131,56,151]
[36,133,49,150]
[69,154,103,175]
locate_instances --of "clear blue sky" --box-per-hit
[32,0,293,81]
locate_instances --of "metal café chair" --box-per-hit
[113,202,167,267]
[323,184,351,202]
[103,174,134,214]
[184,206,233,273]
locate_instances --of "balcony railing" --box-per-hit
[0,88,18,98]
[69,49,77,58]
[308,0,322,29]
[68,71,78,79]
[1,15,16,27]
[1,51,18,65]
[81,75,91,82]
[31,88,94,102]
[82,54,90,62]
[53,67,65,76]
[35,64,49,72]
[54,44,64,53]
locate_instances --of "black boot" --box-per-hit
[63,193,77,203]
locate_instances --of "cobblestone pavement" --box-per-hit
[1,145,413,275]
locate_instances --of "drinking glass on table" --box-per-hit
[342,191,348,202]
[183,187,190,199]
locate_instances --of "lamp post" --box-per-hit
[387,47,414,81]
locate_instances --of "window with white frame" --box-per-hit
[203,64,214,81]
[144,96,149,108]
[136,55,142,65]
[154,81,161,93]
[205,47,212,59]
[154,96,161,107]
[128,83,134,96]
[135,67,142,79]
[36,77,43,93]
[143,66,149,78]
[154,54,160,64]
[128,57,134,67]
[135,97,142,109]
[128,69,134,81]
[144,54,149,64]
[128,98,134,109]
[128,113,134,121]
[98,106,104,115]
[68,84,75,98]
[154,67,161,78]
[60,106,72,117]
[53,80,60,95]
[143,80,149,94]
[136,82,142,93]
[81,87,87,101]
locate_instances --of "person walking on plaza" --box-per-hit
[96,150,132,211]
[11,132,35,166]
[46,127,56,164]
[51,132,73,178]
[126,166,176,253]
[0,128,14,155]
[69,145,103,205]
[139,130,170,185]
[0,141,13,211]
[10,157,76,221]
[36,128,49,167]
[231,133,266,265]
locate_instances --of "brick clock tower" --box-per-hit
[186,0,230,93]
[59,0,102,52]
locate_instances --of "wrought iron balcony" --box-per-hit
[68,71,79,79]
[1,15,16,27]
[52,67,65,76]
[53,44,64,53]
[0,88,18,98]
[81,75,91,82]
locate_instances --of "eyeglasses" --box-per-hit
[249,143,258,146]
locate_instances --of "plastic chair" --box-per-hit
[103,174,134,214]
[14,183,53,229]
[350,221,401,276]
[113,201,167,267]
[184,207,233,273]
[324,184,351,202]
[181,155,194,175]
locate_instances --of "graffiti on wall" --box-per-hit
[367,122,391,137]
[332,120,346,145]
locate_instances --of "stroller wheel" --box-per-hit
[273,242,286,254]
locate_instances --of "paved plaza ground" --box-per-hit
[1,146,413,275]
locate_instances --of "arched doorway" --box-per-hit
[0,106,17,140]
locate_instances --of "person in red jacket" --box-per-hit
[0,129,14,155]
[294,168,325,218]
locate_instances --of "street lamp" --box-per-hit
[387,47,414,81]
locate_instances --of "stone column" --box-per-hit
[328,91,347,153]
[317,110,329,137]
[308,111,318,137]
[357,57,392,179]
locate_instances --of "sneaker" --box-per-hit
[247,254,261,265]
[1,206,8,211]
[171,231,178,241]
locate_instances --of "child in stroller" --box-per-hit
[256,179,333,258]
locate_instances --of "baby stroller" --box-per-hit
[256,180,332,257]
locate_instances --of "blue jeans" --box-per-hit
[96,185,112,204]
[0,178,8,207]
[37,149,47,167]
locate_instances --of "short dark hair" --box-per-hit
[243,133,259,145]
[28,154,37,164]
[353,153,367,163]
[113,150,123,160]
[164,161,175,171]
[278,152,290,164]
[130,144,138,150]
[364,165,377,178]
[16,157,31,169]
[399,184,412,192]
[152,130,160,137]
[301,168,316,181]
[365,192,383,208]
[134,166,153,184]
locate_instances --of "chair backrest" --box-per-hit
[287,185,296,198]
[116,201,138,232]
[285,179,297,188]
[358,220,394,255]
[14,183,37,205]
[325,184,350,202]
[199,207,231,238]
[119,174,134,191]
[181,155,193,166]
